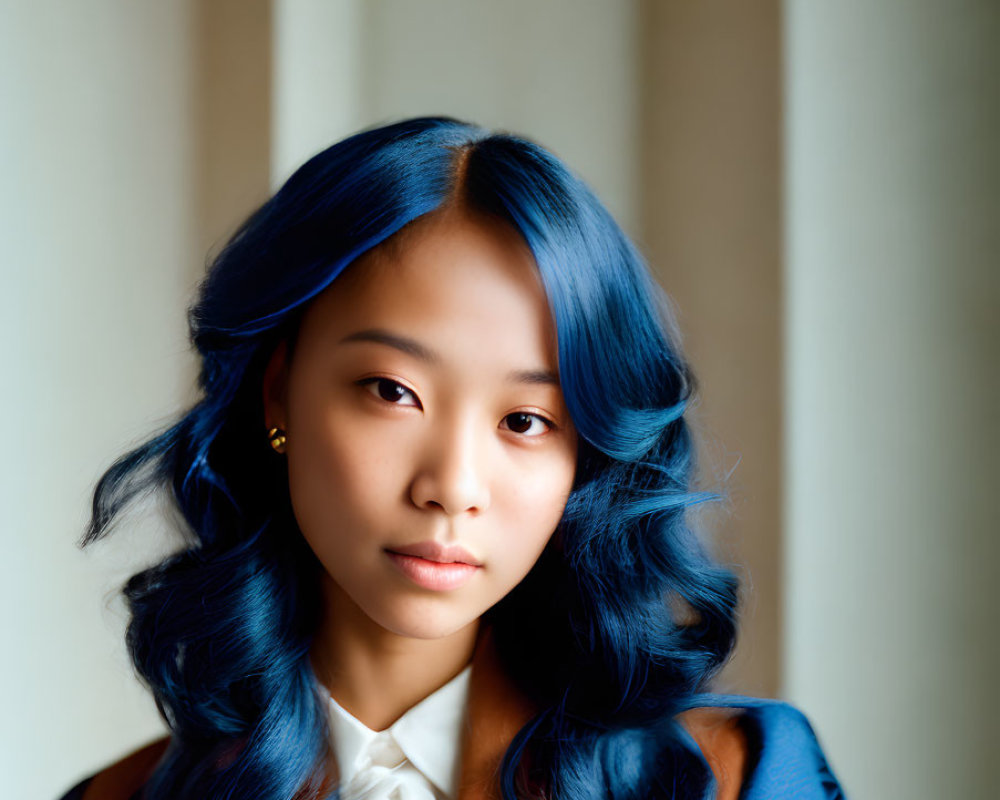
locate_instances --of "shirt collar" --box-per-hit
[327,666,472,798]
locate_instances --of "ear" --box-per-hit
[262,340,290,431]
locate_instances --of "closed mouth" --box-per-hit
[385,540,482,566]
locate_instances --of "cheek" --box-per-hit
[285,404,402,547]
[491,454,575,575]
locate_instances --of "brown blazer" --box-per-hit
[76,634,745,800]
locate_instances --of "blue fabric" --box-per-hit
[693,695,846,798]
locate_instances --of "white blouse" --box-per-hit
[327,666,472,800]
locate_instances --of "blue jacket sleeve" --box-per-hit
[737,701,845,799]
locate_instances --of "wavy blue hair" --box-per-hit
[86,117,738,799]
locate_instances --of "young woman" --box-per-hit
[62,117,842,799]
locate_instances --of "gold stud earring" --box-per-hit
[267,426,287,454]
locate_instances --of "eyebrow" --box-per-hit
[340,328,438,363]
[339,328,562,387]
[508,368,561,387]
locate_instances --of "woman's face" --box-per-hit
[264,208,578,642]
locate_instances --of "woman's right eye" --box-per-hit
[357,377,421,408]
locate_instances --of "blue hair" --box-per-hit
[86,117,738,799]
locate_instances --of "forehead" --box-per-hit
[294,209,559,366]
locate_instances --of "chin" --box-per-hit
[375,604,480,641]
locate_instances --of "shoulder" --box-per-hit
[68,737,170,800]
[683,698,845,799]
[677,706,748,800]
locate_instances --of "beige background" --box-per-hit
[2,2,996,798]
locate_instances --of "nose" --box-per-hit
[409,415,491,517]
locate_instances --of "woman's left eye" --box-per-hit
[500,412,553,437]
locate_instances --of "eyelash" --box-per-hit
[355,377,557,437]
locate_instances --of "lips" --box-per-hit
[385,540,482,591]
[386,540,482,566]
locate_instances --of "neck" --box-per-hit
[310,575,479,731]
